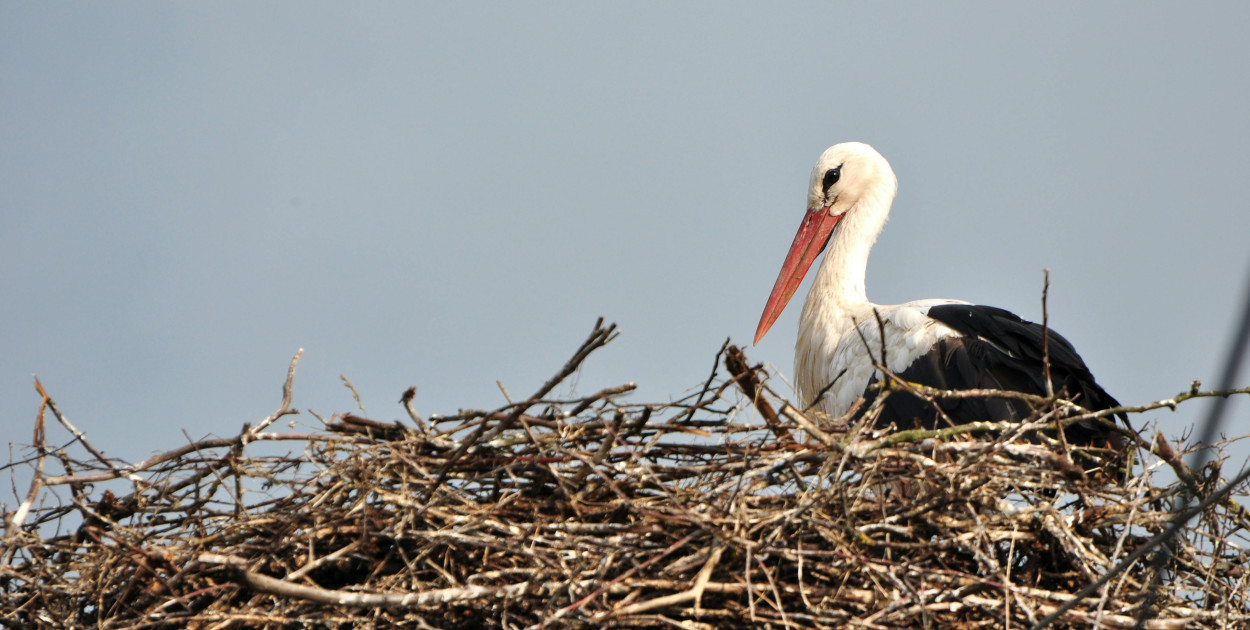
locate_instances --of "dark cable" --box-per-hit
[1035,259,1250,630]
[1194,259,1250,463]
[1133,259,1250,628]
[1031,459,1250,630]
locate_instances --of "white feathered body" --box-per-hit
[796,297,966,417]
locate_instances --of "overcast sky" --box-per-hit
[3,3,1249,473]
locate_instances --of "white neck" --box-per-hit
[792,183,894,410]
[797,185,894,325]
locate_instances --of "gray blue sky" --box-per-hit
[3,4,1249,471]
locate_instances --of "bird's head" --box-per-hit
[806,142,897,215]
[754,142,897,345]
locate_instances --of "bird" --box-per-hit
[753,142,1126,451]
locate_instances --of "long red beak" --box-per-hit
[753,206,842,345]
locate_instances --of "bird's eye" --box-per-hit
[822,166,842,193]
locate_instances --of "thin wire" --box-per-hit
[1132,258,1250,628]
[1033,259,1250,630]
[1194,259,1250,463]
[1030,458,1250,630]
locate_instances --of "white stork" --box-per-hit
[754,142,1125,449]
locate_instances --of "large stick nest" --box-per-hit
[4,320,1250,629]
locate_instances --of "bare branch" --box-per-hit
[5,385,47,537]
[248,348,303,437]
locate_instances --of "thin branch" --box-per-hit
[1041,269,1054,399]
[32,378,140,484]
[724,344,793,443]
[248,348,303,437]
[421,319,618,503]
[36,432,356,487]
[1030,459,1250,630]
[5,386,48,537]
[200,553,587,608]
[340,374,365,414]
[399,386,429,432]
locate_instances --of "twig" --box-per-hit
[201,553,585,608]
[32,378,141,484]
[1041,269,1054,399]
[5,387,48,537]
[248,349,303,437]
[1030,460,1250,630]
[565,382,637,418]
[496,380,514,405]
[724,345,793,442]
[341,374,365,413]
[399,386,429,432]
[421,319,617,504]
[552,532,698,624]
[38,432,337,487]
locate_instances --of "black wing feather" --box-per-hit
[863,304,1127,449]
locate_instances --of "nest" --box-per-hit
[4,319,1250,629]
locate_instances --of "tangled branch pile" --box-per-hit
[4,319,1250,629]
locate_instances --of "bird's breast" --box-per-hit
[796,300,965,418]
